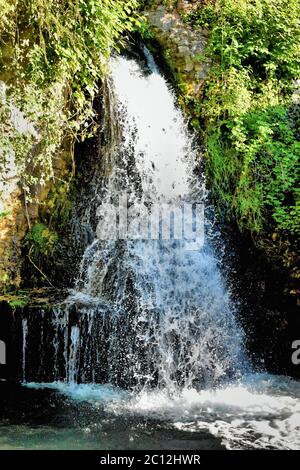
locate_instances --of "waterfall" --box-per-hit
[22,318,28,383]
[21,48,249,390]
[7,47,299,454]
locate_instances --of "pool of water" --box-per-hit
[0,384,221,450]
[0,373,300,450]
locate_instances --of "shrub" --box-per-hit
[185,0,300,268]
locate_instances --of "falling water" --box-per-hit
[22,318,27,383]
[75,50,248,390]
[15,47,300,451]
[20,48,248,389]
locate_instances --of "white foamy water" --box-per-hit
[109,52,193,199]
[72,48,248,389]
[26,373,300,450]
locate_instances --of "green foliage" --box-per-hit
[0,1,141,289]
[25,223,58,261]
[0,210,10,218]
[8,297,28,309]
[181,2,216,28]
[0,0,140,199]
[43,181,74,229]
[0,291,29,309]
[187,0,300,265]
[134,19,155,40]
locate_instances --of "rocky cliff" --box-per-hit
[144,1,210,100]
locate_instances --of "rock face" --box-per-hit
[0,91,32,290]
[144,1,210,98]
[0,90,72,291]
[0,172,71,292]
[0,176,26,290]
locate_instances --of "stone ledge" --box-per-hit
[145,3,210,98]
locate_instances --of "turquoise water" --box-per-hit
[1,373,300,450]
[0,384,221,450]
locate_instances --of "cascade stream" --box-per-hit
[14,48,300,450]
[22,49,247,389]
